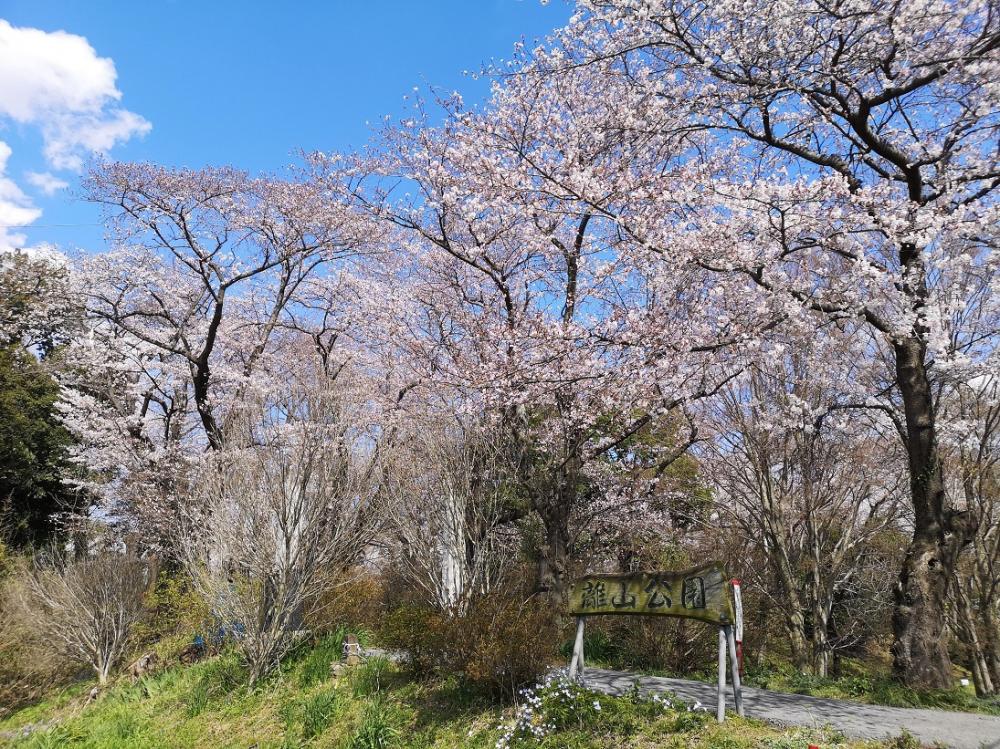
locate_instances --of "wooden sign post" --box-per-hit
[567,561,744,722]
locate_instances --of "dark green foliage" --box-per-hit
[0,252,81,549]
[0,345,81,548]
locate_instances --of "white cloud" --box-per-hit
[0,19,151,170]
[0,142,43,252]
[0,21,150,248]
[25,171,70,196]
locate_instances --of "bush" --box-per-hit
[382,605,443,675]
[0,555,80,717]
[306,570,385,635]
[131,570,211,654]
[382,588,557,697]
[14,551,152,684]
[571,614,716,675]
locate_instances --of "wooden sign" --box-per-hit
[567,561,735,625]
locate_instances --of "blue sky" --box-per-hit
[0,0,571,254]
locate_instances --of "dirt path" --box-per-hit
[582,667,1000,749]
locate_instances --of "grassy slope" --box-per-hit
[0,637,910,749]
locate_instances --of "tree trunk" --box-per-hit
[981,605,1000,689]
[786,608,810,673]
[536,498,571,603]
[812,601,832,678]
[96,656,110,685]
[767,524,810,672]
[891,336,969,688]
[954,576,995,696]
[771,551,809,671]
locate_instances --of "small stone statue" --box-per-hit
[330,633,364,679]
[343,634,363,666]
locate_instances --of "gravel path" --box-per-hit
[581,667,1000,749]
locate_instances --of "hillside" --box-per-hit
[0,636,910,749]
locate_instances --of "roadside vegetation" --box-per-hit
[563,627,1000,717]
[0,638,909,749]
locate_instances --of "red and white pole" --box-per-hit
[732,579,744,678]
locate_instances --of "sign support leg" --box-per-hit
[725,625,744,717]
[569,616,585,678]
[717,626,726,722]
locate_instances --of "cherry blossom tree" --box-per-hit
[179,385,378,685]
[59,163,376,539]
[943,374,1000,695]
[80,162,369,448]
[310,99,757,598]
[509,0,1000,688]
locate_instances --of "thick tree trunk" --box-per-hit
[891,336,968,688]
[763,514,809,671]
[771,546,809,671]
[785,608,810,673]
[538,502,570,602]
[812,601,832,678]
[807,538,832,677]
[536,499,572,603]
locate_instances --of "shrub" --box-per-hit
[131,570,211,653]
[383,588,557,697]
[13,550,152,684]
[573,614,716,675]
[382,605,444,676]
[0,555,80,717]
[305,571,385,635]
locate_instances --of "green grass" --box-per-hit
[0,642,909,749]
[744,661,1000,716]
[346,699,402,749]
